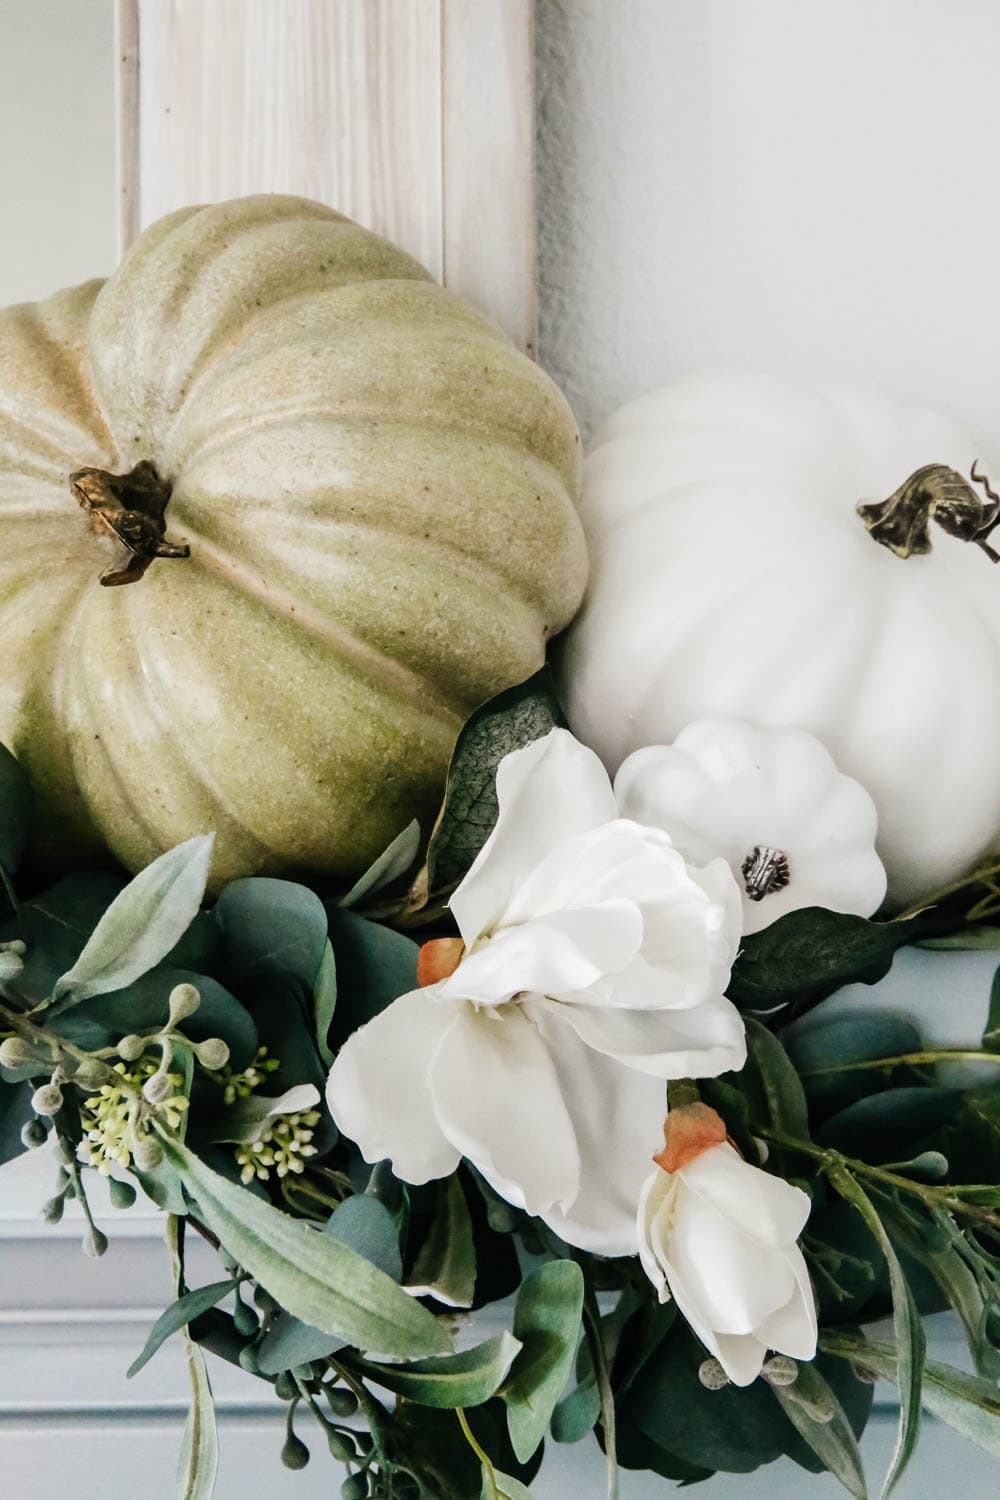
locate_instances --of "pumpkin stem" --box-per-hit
[858,462,1000,562]
[741,845,790,901]
[69,461,190,587]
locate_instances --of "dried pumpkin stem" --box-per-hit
[858,461,1000,562]
[68,460,190,586]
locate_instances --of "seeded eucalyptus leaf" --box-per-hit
[255,1311,346,1376]
[128,1279,237,1379]
[0,740,31,875]
[408,1174,477,1308]
[160,1137,445,1358]
[728,909,919,1020]
[784,1013,924,1119]
[503,1261,584,1463]
[51,836,214,1007]
[827,1167,924,1498]
[214,877,327,991]
[361,1331,521,1410]
[416,667,566,902]
[340,819,422,910]
[550,1376,600,1445]
[817,1086,961,1159]
[771,1362,868,1499]
[1,872,126,1003]
[0,1080,31,1166]
[327,907,419,1040]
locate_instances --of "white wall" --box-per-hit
[537,0,1000,439]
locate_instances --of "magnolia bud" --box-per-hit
[132,1135,163,1171]
[143,1071,174,1104]
[30,1082,64,1117]
[168,983,201,1025]
[0,1035,36,1069]
[116,1034,147,1063]
[195,1037,230,1071]
[82,1227,109,1258]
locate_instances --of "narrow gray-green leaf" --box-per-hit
[128,1279,236,1378]
[483,1470,533,1500]
[313,939,337,1066]
[504,1260,585,1463]
[340,820,421,909]
[361,1331,521,1409]
[407,1174,476,1307]
[206,1084,320,1144]
[177,1335,218,1500]
[52,835,213,1004]
[828,1166,924,1498]
[160,1134,448,1358]
[771,1362,867,1499]
[746,1018,811,1140]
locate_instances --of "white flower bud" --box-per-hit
[31,1082,64,1117]
[168,983,201,1025]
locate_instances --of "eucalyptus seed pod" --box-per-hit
[143,1070,174,1104]
[54,1135,77,1166]
[30,1082,64,1116]
[761,1355,799,1388]
[41,1195,65,1224]
[168,983,201,1026]
[327,1430,356,1463]
[82,1227,109,1258]
[20,1118,49,1148]
[0,1035,36,1069]
[71,1058,108,1088]
[274,1371,297,1402]
[232,1288,259,1338]
[325,1387,360,1419]
[195,1037,230,1071]
[1,940,26,955]
[132,1135,163,1171]
[238,1343,264,1377]
[108,1177,137,1210]
[341,1473,369,1499]
[0,950,24,983]
[116,1033,147,1063]
[697,1358,730,1391]
[281,1429,310,1471]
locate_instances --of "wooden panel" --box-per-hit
[115,0,535,348]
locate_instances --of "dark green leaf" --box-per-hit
[828,1166,925,1497]
[503,1261,584,1463]
[785,1013,924,1118]
[51,837,213,1006]
[160,1135,449,1358]
[818,1087,961,1159]
[128,1279,236,1378]
[420,667,566,900]
[408,1174,477,1308]
[214,878,328,990]
[0,1080,31,1167]
[771,1362,868,1498]
[327,907,419,1040]
[361,1330,521,1409]
[312,939,337,1066]
[729,909,919,1020]
[0,740,31,874]
[745,1018,810,1141]
[1,872,125,1002]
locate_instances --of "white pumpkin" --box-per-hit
[615,718,886,934]
[558,370,1000,907]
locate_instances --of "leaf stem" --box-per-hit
[583,1286,619,1500]
[456,1405,499,1495]
[800,1049,1000,1077]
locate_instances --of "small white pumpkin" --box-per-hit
[558,370,1000,907]
[615,718,886,934]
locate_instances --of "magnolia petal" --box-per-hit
[754,1245,819,1361]
[660,1180,799,1335]
[325,988,461,1184]
[435,902,643,1006]
[501,819,684,927]
[556,993,747,1079]
[429,1003,579,1218]
[529,1004,667,1255]
[637,1169,673,1301]
[711,1331,771,1388]
[449,729,618,946]
[678,1143,812,1247]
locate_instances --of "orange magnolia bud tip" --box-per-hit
[653,1102,727,1175]
[416,936,466,987]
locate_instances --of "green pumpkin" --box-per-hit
[0,195,586,885]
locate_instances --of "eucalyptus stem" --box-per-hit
[583,1286,619,1500]
[760,1129,1000,1233]
[0,1000,131,1092]
[801,1049,1000,1077]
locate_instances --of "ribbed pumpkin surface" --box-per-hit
[0,196,586,884]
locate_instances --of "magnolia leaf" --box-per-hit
[340,819,422,910]
[414,667,566,905]
[728,908,919,1019]
[362,1331,521,1409]
[407,1174,477,1308]
[160,1135,448,1359]
[254,1190,407,1375]
[828,1166,924,1498]
[503,1261,585,1463]
[771,1363,867,1499]
[312,939,337,1066]
[51,836,214,1006]
[745,1018,811,1141]
[206,1084,320,1145]
[128,1279,237,1379]
[0,740,30,875]
[214,878,327,991]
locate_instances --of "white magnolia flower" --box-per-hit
[326,728,746,1255]
[638,1102,818,1386]
[615,717,887,935]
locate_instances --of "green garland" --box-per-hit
[3,672,1000,1499]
